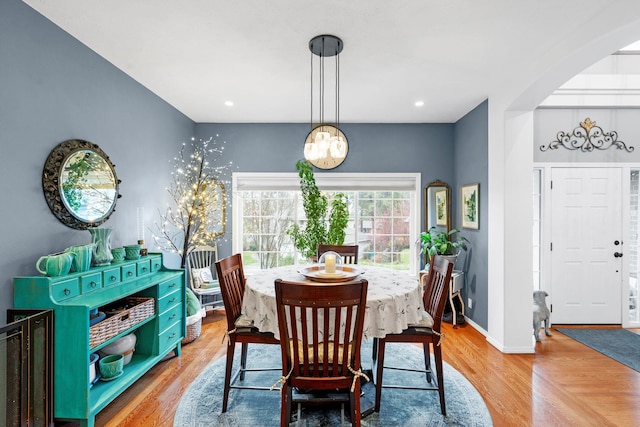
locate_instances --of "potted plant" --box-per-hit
[287,160,349,260]
[419,226,469,266]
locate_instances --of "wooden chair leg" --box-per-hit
[351,381,362,427]
[372,337,378,362]
[374,339,386,412]
[433,342,446,416]
[239,342,248,380]
[423,342,432,383]
[280,385,292,427]
[222,339,236,413]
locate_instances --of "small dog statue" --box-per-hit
[533,290,552,342]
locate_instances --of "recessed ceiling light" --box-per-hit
[224,100,234,107]
[414,101,425,107]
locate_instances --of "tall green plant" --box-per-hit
[287,160,349,259]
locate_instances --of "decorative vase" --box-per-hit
[88,227,113,266]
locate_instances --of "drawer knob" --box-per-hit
[127,271,133,277]
[64,288,70,296]
[110,276,116,281]
[90,281,97,288]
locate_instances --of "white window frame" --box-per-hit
[232,172,422,276]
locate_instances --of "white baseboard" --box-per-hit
[463,316,535,354]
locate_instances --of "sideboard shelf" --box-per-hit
[13,253,185,427]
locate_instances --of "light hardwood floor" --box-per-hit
[83,310,640,427]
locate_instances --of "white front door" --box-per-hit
[550,167,623,324]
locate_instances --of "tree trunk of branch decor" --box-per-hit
[152,137,232,267]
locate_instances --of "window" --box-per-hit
[629,170,639,324]
[232,172,421,275]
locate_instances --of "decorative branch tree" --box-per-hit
[153,137,232,267]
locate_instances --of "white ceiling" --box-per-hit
[22,0,640,123]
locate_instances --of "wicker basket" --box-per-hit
[90,297,155,349]
[181,313,203,345]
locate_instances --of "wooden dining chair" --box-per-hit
[372,254,453,415]
[215,253,280,413]
[274,278,369,427]
[317,244,359,264]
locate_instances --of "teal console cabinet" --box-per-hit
[13,253,185,427]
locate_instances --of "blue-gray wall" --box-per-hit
[453,100,489,329]
[1,0,490,330]
[195,122,454,255]
[0,0,194,316]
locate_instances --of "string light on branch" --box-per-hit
[152,135,234,267]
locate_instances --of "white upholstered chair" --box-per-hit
[186,245,223,311]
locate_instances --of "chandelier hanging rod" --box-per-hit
[309,35,343,131]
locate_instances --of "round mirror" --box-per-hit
[43,139,121,230]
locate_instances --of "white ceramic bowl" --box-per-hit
[89,353,99,385]
[99,333,137,365]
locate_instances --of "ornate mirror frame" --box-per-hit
[42,139,121,230]
[424,179,451,233]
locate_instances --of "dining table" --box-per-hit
[242,264,424,341]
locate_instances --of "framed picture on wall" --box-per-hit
[435,189,448,226]
[461,183,479,229]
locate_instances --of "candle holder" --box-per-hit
[318,251,343,274]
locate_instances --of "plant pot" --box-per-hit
[440,254,459,268]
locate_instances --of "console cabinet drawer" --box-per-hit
[80,273,102,294]
[149,256,162,273]
[158,277,181,297]
[51,278,80,301]
[121,264,136,280]
[102,267,121,287]
[159,321,182,353]
[159,304,182,333]
[136,259,151,276]
[158,288,182,314]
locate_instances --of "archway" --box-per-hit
[486,12,640,353]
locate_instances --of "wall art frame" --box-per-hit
[461,183,479,230]
[435,189,448,226]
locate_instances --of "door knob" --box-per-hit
[614,240,620,245]
[614,252,623,258]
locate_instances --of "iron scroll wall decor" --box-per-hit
[540,117,634,153]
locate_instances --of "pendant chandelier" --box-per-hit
[304,35,349,170]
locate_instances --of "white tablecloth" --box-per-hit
[242,265,423,340]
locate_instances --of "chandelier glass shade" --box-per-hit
[304,35,348,169]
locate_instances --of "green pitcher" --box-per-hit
[65,244,95,273]
[36,252,75,277]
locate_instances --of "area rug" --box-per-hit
[174,342,493,426]
[556,328,640,372]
